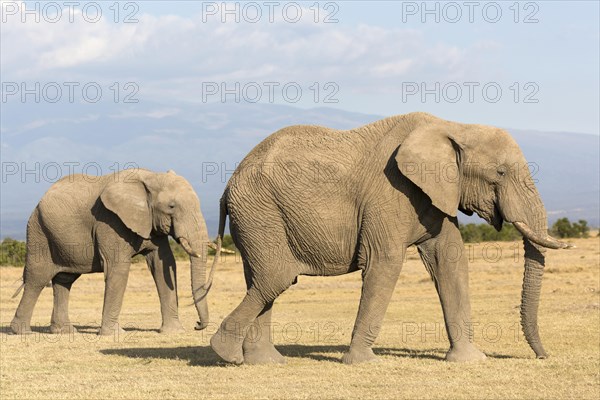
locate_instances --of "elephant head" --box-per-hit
[99,169,211,329]
[397,117,571,358]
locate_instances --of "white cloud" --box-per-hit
[1,1,145,75]
[109,108,181,119]
[370,60,414,77]
[0,2,492,102]
[8,115,99,135]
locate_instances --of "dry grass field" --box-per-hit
[1,237,598,399]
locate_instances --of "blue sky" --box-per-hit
[95,0,600,133]
[2,0,599,133]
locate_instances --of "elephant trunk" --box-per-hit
[503,182,572,358]
[179,231,210,331]
[520,237,548,359]
[513,220,570,356]
[513,219,571,357]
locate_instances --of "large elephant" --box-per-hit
[210,112,572,365]
[11,169,216,336]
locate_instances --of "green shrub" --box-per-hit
[459,223,521,243]
[0,238,26,267]
[550,218,589,238]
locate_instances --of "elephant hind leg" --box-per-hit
[240,262,285,364]
[50,272,81,334]
[11,266,56,334]
[211,265,297,365]
[242,302,285,364]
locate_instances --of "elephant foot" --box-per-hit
[210,327,244,365]
[445,344,487,362]
[194,320,209,331]
[342,346,380,365]
[98,323,126,337]
[10,319,32,335]
[50,323,78,335]
[159,320,185,334]
[243,343,286,365]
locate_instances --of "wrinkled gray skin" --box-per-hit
[11,169,211,336]
[210,112,571,365]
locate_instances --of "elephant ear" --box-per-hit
[395,126,462,217]
[100,178,152,239]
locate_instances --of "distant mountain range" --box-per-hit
[1,100,598,239]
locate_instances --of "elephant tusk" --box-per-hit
[179,237,202,257]
[513,221,574,250]
[207,242,235,254]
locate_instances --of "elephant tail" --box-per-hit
[216,195,228,250]
[12,277,25,299]
[203,197,229,296]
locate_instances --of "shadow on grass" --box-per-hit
[1,322,525,362]
[100,344,453,366]
[484,352,529,360]
[279,344,448,362]
[0,324,159,335]
[73,324,160,334]
[0,324,53,334]
[100,346,224,367]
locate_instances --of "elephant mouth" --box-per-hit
[490,203,503,231]
[470,202,503,231]
[458,206,474,216]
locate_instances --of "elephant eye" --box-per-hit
[168,201,176,209]
[497,170,506,177]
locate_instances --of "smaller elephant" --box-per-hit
[11,169,219,336]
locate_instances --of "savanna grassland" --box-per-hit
[1,237,598,399]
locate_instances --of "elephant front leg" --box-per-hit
[147,241,184,334]
[50,273,81,334]
[99,261,131,336]
[343,261,401,364]
[418,218,486,362]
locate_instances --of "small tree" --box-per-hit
[0,238,26,267]
[551,218,590,238]
[459,223,521,243]
[459,224,483,243]
[573,219,590,238]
